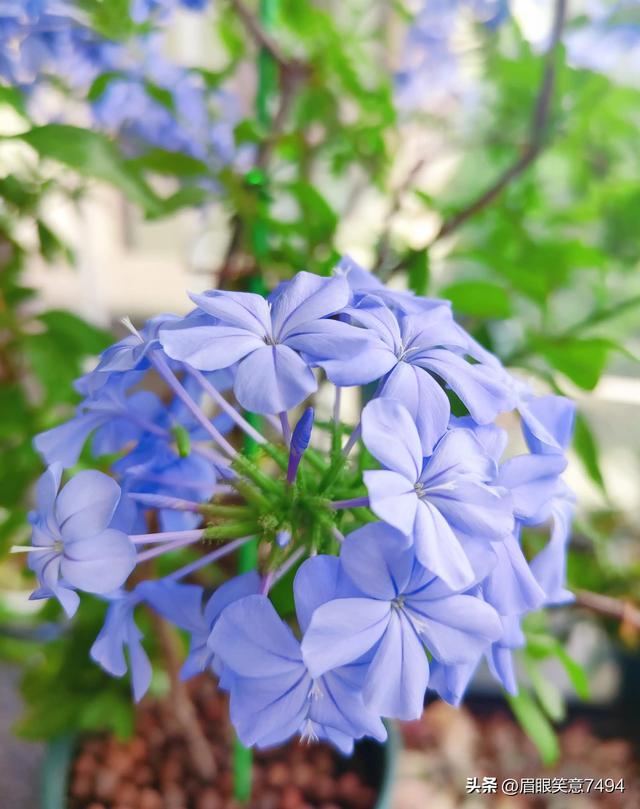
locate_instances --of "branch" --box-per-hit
[373,155,427,274]
[574,590,640,630]
[429,0,568,244]
[153,614,218,782]
[228,0,290,69]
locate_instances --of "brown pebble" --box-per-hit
[70,774,94,800]
[267,761,289,788]
[160,757,184,783]
[134,764,155,787]
[74,752,96,775]
[113,781,139,805]
[310,774,337,802]
[196,786,223,809]
[338,771,362,801]
[163,782,187,809]
[139,787,164,809]
[293,762,314,789]
[85,804,106,809]
[281,784,302,809]
[94,769,119,801]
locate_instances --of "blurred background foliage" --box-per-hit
[0,0,639,764]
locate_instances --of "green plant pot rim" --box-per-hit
[41,724,400,809]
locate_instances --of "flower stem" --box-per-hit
[186,366,267,446]
[131,529,204,545]
[168,535,255,581]
[135,532,204,561]
[150,350,237,458]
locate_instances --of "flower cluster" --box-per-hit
[22,259,575,754]
[0,1,240,171]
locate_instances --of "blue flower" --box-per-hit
[341,296,515,451]
[90,589,151,701]
[27,465,136,616]
[160,272,374,414]
[301,523,502,721]
[362,398,513,589]
[210,569,387,752]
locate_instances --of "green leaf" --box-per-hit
[536,337,611,390]
[126,148,209,178]
[0,85,27,116]
[554,646,590,701]
[573,412,606,493]
[507,690,560,765]
[405,250,429,296]
[38,310,111,355]
[13,125,165,218]
[525,658,566,722]
[441,280,512,319]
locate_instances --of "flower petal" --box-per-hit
[413,501,475,591]
[209,594,303,677]
[271,272,349,340]
[362,397,423,480]
[302,598,391,677]
[380,363,450,455]
[160,324,264,371]
[364,470,419,536]
[189,289,271,334]
[340,522,414,599]
[56,471,122,541]
[363,610,429,720]
[61,528,136,594]
[233,344,317,414]
[407,593,502,664]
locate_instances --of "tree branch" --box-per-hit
[574,590,640,631]
[228,0,290,70]
[429,0,568,244]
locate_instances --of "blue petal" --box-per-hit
[34,412,108,467]
[498,453,567,524]
[209,594,303,677]
[363,610,429,720]
[294,555,360,633]
[340,522,414,599]
[413,500,475,591]
[406,593,502,664]
[361,397,423,480]
[379,363,450,455]
[161,324,264,371]
[234,344,317,414]
[521,394,576,455]
[364,470,418,535]
[61,528,136,594]
[428,659,477,706]
[189,289,271,334]
[270,272,349,340]
[56,471,122,541]
[302,597,391,677]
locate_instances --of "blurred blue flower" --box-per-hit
[27,465,136,616]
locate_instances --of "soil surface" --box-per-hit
[396,700,639,808]
[67,676,382,809]
[66,676,639,809]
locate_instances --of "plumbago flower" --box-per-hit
[21,259,576,753]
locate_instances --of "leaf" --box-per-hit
[536,337,611,390]
[38,310,111,355]
[442,280,512,319]
[0,85,27,116]
[525,658,566,722]
[13,125,165,218]
[126,148,209,178]
[573,412,606,494]
[554,646,590,701]
[405,250,429,296]
[507,690,560,765]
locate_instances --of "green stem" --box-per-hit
[203,521,258,541]
[233,1,279,801]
